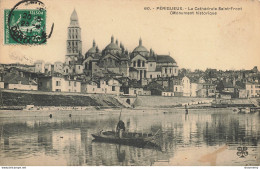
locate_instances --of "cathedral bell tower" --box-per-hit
[65,9,82,66]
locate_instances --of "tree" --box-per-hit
[216,80,224,92]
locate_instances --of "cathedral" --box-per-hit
[64,9,179,80]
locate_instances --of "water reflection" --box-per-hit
[0,109,259,166]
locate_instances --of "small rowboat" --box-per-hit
[92,131,161,150]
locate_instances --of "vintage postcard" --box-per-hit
[0,0,260,167]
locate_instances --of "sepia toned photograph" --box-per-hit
[0,0,260,167]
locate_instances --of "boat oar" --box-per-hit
[145,129,160,142]
[144,129,161,149]
[152,129,160,140]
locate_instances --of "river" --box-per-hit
[0,108,259,166]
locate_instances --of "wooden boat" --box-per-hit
[92,131,161,149]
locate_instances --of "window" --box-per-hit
[142,61,145,67]
[170,68,172,73]
[150,63,152,67]
[150,75,152,79]
[69,81,71,86]
[133,61,136,67]
[93,88,95,91]
[175,69,177,73]
[74,81,77,87]
[56,81,61,86]
[56,89,61,92]
[78,66,80,69]
[175,87,178,91]
[137,60,141,67]
[165,68,167,74]
[112,86,115,91]
[134,90,136,94]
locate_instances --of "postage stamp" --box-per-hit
[4,0,53,45]
[4,9,46,44]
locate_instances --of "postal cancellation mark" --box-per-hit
[4,0,53,45]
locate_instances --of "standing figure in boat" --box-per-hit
[116,120,126,138]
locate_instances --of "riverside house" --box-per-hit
[38,75,81,92]
[81,77,121,95]
[182,76,191,96]
[246,81,260,98]
[1,73,38,90]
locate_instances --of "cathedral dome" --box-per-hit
[133,38,148,53]
[86,40,97,54]
[133,45,148,53]
[104,36,121,51]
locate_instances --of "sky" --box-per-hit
[0,0,260,71]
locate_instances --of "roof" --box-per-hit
[223,81,234,88]
[104,36,121,51]
[129,67,138,72]
[3,73,37,85]
[128,81,142,88]
[157,55,176,63]
[105,43,121,51]
[82,80,98,85]
[86,47,97,55]
[69,9,79,27]
[147,56,156,62]
[70,9,78,21]
[34,60,44,64]
[133,45,148,53]
[132,38,148,53]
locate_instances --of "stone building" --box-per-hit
[64,9,84,75]
[61,9,179,80]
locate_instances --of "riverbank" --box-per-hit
[0,89,259,111]
[0,89,123,108]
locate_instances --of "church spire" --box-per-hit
[70,9,79,27]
